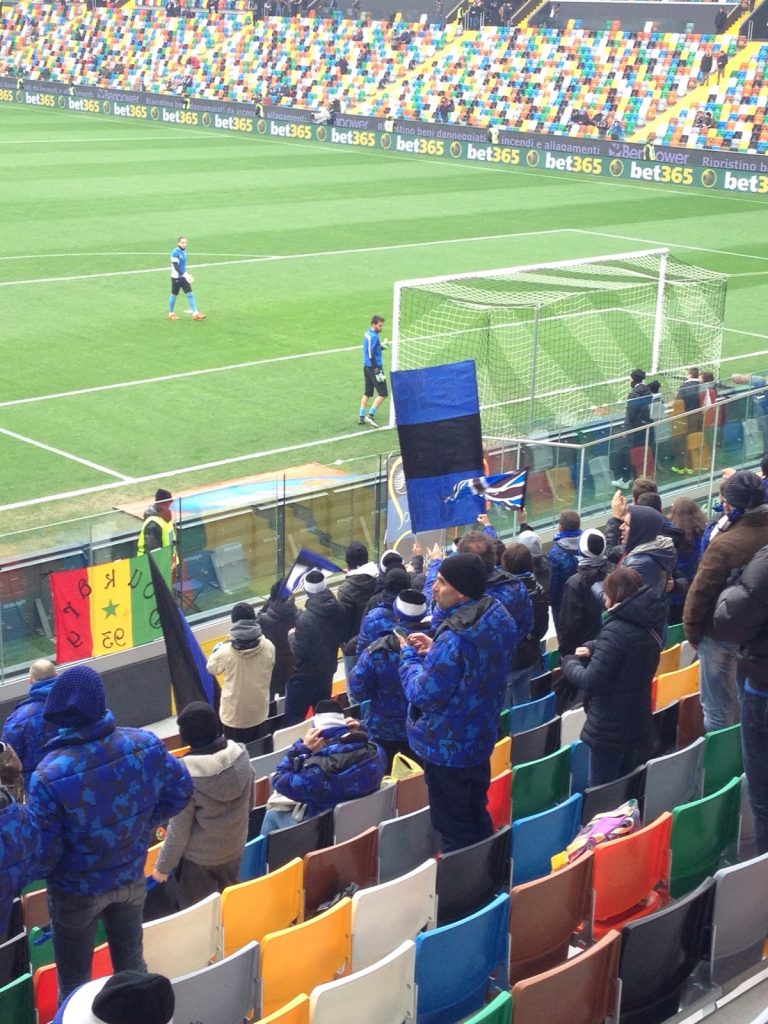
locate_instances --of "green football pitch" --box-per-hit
[2,103,767,534]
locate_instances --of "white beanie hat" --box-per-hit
[303,570,327,594]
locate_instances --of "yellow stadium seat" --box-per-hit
[259,899,352,1017]
[221,857,304,956]
[255,994,311,1024]
[144,842,162,878]
[656,643,681,678]
[653,662,700,712]
[490,736,512,778]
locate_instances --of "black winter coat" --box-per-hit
[290,590,347,680]
[713,543,768,689]
[514,573,549,669]
[256,595,298,697]
[337,569,378,653]
[557,557,611,656]
[562,586,663,753]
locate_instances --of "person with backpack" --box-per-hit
[501,543,549,704]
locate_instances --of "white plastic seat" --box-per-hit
[351,858,437,971]
[310,940,416,1024]
[272,720,309,751]
[143,892,222,978]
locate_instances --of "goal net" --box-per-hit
[389,249,727,437]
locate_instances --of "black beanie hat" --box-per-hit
[154,489,173,503]
[383,566,410,594]
[178,701,221,750]
[438,553,488,601]
[44,665,106,728]
[91,971,174,1024]
[231,601,256,622]
[724,470,766,511]
[630,369,646,384]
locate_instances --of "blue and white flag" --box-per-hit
[281,548,344,597]
[446,469,528,511]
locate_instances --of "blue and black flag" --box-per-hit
[391,359,484,533]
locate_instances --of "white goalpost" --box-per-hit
[388,248,727,435]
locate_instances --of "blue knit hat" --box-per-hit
[44,665,106,728]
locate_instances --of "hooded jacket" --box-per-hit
[256,594,298,697]
[400,596,516,767]
[562,586,662,752]
[513,572,549,669]
[206,624,276,730]
[337,562,379,652]
[685,505,768,645]
[356,591,399,655]
[348,621,428,741]
[620,505,676,631]
[155,740,252,873]
[271,725,386,818]
[29,713,192,896]
[547,531,582,619]
[290,589,347,679]
[487,568,533,640]
[0,795,40,938]
[557,554,610,657]
[1,676,57,789]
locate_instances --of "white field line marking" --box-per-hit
[0,251,274,261]
[0,426,130,480]
[0,227,569,288]
[0,132,194,145]
[0,346,358,409]
[577,229,768,264]
[0,425,393,512]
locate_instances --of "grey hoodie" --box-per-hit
[155,740,252,873]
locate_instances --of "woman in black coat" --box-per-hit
[562,567,663,786]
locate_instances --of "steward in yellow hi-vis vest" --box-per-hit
[137,488,178,571]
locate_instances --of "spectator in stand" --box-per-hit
[356,565,411,654]
[29,665,192,1001]
[713,541,768,853]
[284,570,347,726]
[684,471,768,731]
[613,369,653,489]
[397,553,516,851]
[0,752,40,939]
[699,50,713,84]
[694,109,713,129]
[516,508,550,594]
[2,658,57,791]
[261,700,386,834]
[603,478,659,553]
[337,541,379,677]
[206,603,275,743]
[52,971,175,1024]
[151,702,252,907]
[716,48,728,81]
[456,528,531,640]
[715,8,727,33]
[557,529,612,657]
[619,503,678,635]
[547,509,582,625]
[561,567,662,786]
[348,589,428,769]
[700,370,724,449]
[501,543,550,703]
[732,370,768,453]
[256,579,298,700]
[668,497,708,625]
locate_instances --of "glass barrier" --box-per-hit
[1,381,767,681]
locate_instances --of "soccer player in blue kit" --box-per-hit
[168,236,206,321]
[358,315,388,427]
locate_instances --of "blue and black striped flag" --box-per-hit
[391,359,484,533]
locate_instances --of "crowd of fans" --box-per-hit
[4,430,768,1007]
[1,3,765,153]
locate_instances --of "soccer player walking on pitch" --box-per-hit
[168,236,205,321]
[358,315,388,427]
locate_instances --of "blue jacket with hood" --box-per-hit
[2,676,58,788]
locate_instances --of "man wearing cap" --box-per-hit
[398,553,517,852]
[137,489,177,570]
[151,702,252,907]
[28,665,193,1001]
[261,699,386,834]
[52,971,174,1024]
[283,570,347,726]
[206,602,275,743]
[2,657,57,791]
[684,471,768,731]
[348,589,429,770]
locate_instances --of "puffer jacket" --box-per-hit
[684,505,768,645]
[291,590,347,678]
[562,586,663,753]
[547,532,582,619]
[0,796,40,937]
[557,556,611,657]
[487,569,532,640]
[29,712,192,896]
[348,624,428,741]
[207,624,276,729]
[356,596,397,656]
[400,596,516,767]
[271,725,386,818]
[512,573,549,670]
[338,563,379,652]
[256,595,298,697]
[1,676,57,789]
[155,740,252,873]
[712,543,768,689]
